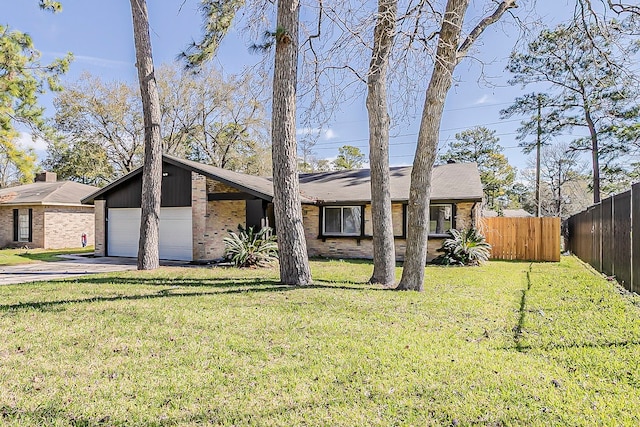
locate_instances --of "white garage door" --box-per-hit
[107,207,193,261]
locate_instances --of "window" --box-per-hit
[13,208,32,243]
[429,204,453,235]
[18,213,30,242]
[323,206,362,236]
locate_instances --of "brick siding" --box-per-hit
[199,177,246,260]
[43,206,94,249]
[302,201,476,261]
[94,200,106,256]
[0,205,94,249]
[191,173,207,260]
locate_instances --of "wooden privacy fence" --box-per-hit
[567,183,639,293]
[482,217,561,262]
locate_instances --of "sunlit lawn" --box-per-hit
[0,256,639,426]
[0,247,93,266]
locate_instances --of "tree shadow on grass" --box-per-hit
[0,277,387,313]
[62,275,382,291]
[511,338,640,353]
[66,275,281,288]
[0,283,297,312]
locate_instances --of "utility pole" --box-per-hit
[536,95,542,218]
[557,159,562,217]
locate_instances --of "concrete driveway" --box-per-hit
[0,254,186,285]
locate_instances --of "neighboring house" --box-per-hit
[483,209,533,218]
[82,155,483,262]
[0,172,98,249]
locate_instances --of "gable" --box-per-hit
[94,163,192,208]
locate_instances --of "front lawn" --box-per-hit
[0,247,93,266]
[0,257,639,425]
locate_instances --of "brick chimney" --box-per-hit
[35,172,57,183]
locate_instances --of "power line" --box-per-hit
[305,119,525,150]
[322,101,517,127]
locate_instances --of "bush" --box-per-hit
[432,228,491,266]
[223,226,278,268]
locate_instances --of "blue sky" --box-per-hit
[5,0,584,172]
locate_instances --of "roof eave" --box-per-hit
[305,196,482,205]
[0,202,94,207]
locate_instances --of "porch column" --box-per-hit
[192,172,207,261]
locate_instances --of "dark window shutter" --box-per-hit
[28,209,33,242]
[13,209,18,241]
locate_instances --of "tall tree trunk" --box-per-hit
[367,0,397,286]
[584,108,601,203]
[271,0,312,286]
[397,0,515,291]
[130,0,162,270]
[397,0,467,291]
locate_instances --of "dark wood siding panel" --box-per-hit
[246,199,267,230]
[103,163,192,208]
[161,163,192,207]
[104,174,142,208]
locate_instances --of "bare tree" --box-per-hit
[397,0,517,291]
[53,73,145,176]
[130,0,163,270]
[536,143,589,218]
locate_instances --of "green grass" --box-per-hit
[0,256,639,426]
[0,247,93,265]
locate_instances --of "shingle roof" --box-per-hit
[0,181,99,206]
[82,155,483,205]
[298,162,483,203]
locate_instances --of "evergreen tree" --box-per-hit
[439,126,516,211]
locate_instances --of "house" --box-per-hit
[82,155,483,262]
[0,172,98,249]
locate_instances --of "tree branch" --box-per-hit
[457,0,517,62]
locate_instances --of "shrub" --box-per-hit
[223,226,278,268]
[432,228,491,266]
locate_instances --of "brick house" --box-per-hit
[82,155,483,262]
[0,172,98,249]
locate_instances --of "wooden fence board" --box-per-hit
[633,183,640,294]
[601,197,614,277]
[613,191,632,290]
[483,217,560,262]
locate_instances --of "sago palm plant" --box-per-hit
[223,226,278,268]
[433,228,491,266]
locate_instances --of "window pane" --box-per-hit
[342,207,361,234]
[324,208,341,234]
[429,205,452,234]
[18,214,29,242]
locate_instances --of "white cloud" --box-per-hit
[296,127,337,141]
[17,132,48,152]
[48,51,132,69]
[474,94,492,105]
[323,129,336,140]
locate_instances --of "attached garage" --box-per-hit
[107,207,193,261]
[82,155,275,263]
